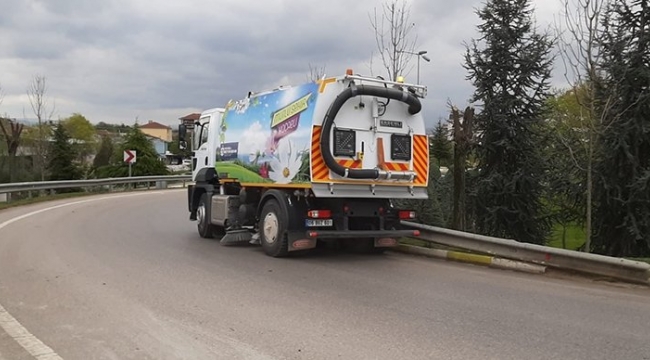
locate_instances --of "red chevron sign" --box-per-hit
[123,150,137,163]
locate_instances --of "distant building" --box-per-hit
[96,129,126,145]
[179,113,200,129]
[145,134,169,159]
[139,120,172,143]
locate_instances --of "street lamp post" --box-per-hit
[401,50,431,84]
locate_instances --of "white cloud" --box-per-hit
[0,0,567,128]
[236,120,269,156]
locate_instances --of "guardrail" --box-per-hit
[0,175,192,195]
[2,177,647,285]
[401,221,650,285]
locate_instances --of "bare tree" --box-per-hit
[0,117,25,183]
[449,104,475,231]
[364,50,376,77]
[553,0,619,252]
[307,63,327,82]
[369,0,418,81]
[27,74,55,181]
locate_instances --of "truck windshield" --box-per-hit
[194,116,210,149]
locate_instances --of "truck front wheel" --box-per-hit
[197,193,217,239]
[259,199,289,257]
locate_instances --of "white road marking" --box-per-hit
[0,190,177,360]
[0,303,62,359]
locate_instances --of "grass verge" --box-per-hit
[546,222,586,251]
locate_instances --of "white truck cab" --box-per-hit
[186,107,225,181]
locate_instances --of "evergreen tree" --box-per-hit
[592,0,650,257]
[430,121,452,167]
[93,135,114,169]
[394,159,445,227]
[47,122,81,183]
[96,125,169,177]
[463,0,554,244]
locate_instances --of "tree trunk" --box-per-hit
[452,151,466,230]
[450,106,477,232]
[584,137,593,253]
[7,140,20,183]
[0,119,24,183]
[451,108,467,231]
[8,153,16,183]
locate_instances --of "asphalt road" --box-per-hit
[0,190,649,360]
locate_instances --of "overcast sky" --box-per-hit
[0,0,567,128]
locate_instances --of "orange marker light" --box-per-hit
[346,68,353,75]
[399,210,416,220]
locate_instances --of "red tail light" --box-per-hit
[398,210,416,220]
[307,210,331,219]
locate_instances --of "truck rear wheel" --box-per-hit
[259,199,289,257]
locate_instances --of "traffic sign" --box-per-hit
[124,150,137,163]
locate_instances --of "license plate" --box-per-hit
[305,219,333,227]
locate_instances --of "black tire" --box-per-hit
[212,226,226,239]
[259,199,289,257]
[197,193,217,239]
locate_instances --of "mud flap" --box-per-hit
[374,237,399,247]
[288,231,317,251]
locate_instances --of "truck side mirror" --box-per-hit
[178,124,187,142]
[179,140,187,150]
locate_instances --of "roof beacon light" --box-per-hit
[396,76,405,83]
[346,68,354,76]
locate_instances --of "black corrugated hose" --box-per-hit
[319,84,422,179]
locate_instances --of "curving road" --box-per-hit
[0,190,649,360]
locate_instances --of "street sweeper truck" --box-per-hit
[177,69,429,257]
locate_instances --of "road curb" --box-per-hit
[393,244,547,274]
[401,221,650,285]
